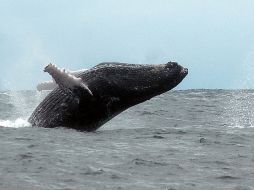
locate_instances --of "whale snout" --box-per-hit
[166,61,188,77]
[180,67,188,77]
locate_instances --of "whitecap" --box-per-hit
[0,118,31,128]
[228,125,254,129]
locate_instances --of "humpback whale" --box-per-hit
[29,62,188,131]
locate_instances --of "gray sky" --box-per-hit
[0,0,254,90]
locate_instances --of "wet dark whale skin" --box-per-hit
[29,62,188,131]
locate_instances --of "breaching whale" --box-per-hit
[29,62,188,131]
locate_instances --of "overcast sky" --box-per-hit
[0,0,254,90]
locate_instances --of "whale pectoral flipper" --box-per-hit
[36,69,88,91]
[44,63,93,96]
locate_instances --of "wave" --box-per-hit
[0,118,31,128]
[228,125,254,129]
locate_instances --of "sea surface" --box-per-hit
[0,90,254,190]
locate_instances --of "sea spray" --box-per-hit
[0,118,30,128]
[223,90,254,128]
[224,49,254,128]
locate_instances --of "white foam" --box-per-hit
[228,125,254,129]
[0,92,9,96]
[0,118,31,128]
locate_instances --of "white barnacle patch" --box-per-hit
[44,63,92,95]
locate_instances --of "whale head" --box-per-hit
[73,61,188,130]
[159,61,188,91]
[86,62,188,109]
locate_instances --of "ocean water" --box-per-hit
[0,90,254,190]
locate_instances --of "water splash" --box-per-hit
[238,50,254,89]
[223,48,254,128]
[0,118,31,128]
[222,90,254,128]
